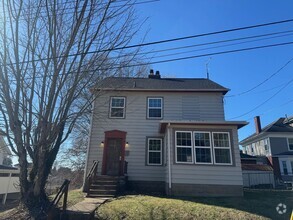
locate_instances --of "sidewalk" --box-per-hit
[66,197,110,220]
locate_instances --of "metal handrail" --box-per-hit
[85,161,99,193]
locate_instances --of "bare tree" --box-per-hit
[0,0,145,216]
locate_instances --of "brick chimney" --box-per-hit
[148,70,161,79]
[254,116,261,134]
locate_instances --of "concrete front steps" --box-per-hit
[87,175,126,198]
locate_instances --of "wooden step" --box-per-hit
[90,184,117,190]
[89,189,116,195]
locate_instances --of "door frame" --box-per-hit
[102,130,127,176]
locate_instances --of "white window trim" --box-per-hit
[175,131,193,164]
[147,138,162,166]
[109,97,125,118]
[287,138,293,151]
[193,131,213,165]
[281,160,288,175]
[147,97,163,119]
[212,132,233,165]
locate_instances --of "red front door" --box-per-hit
[106,138,122,176]
[102,130,127,176]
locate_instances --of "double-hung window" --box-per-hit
[194,132,212,164]
[282,161,288,175]
[288,138,293,151]
[175,131,193,163]
[147,97,162,119]
[147,138,162,165]
[110,97,125,118]
[212,132,232,165]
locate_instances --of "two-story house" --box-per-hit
[84,70,247,197]
[240,116,293,183]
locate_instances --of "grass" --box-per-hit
[96,190,293,220]
[0,189,86,219]
[50,188,85,208]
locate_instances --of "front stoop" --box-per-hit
[66,197,109,220]
[87,175,126,198]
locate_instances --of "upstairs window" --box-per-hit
[194,132,212,164]
[147,138,162,165]
[110,97,125,118]
[288,138,293,151]
[213,132,232,165]
[147,97,162,119]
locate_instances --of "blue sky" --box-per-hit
[133,0,293,142]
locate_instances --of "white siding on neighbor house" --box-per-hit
[86,91,225,182]
[0,169,19,195]
[167,125,243,186]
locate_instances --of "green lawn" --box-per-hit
[96,190,293,220]
[50,188,85,208]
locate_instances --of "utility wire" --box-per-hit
[245,98,293,121]
[226,57,293,97]
[149,32,293,60]
[228,75,293,120]
[3,40,293,82]
[128,29,293,57]
[2,18,293,66]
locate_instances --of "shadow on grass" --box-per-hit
[174,189,292,220]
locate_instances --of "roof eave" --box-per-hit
[159,120,248,133]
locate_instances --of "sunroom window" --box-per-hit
[194,132,212,164]
[213,132,232,165]
[175,131,193,163]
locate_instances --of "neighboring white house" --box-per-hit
[84,70,247,197]
[0,135,20,204]
[240,116,293,183]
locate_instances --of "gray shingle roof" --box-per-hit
[240,117,293,144]
[95,77,229,94]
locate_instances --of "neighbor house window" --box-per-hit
[110,97,125,118]
[147,138,162,165]
[291,161,293,175]
[194,132,212,164]
[212,132,232,165]
[288,138,293,151]
[147,97,162,119]
[282,161,288,175]
[175,131,193,163]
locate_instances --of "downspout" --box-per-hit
[167,123,172,193]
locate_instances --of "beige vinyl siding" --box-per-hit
[86,91,226,182]
[167,125,243,186]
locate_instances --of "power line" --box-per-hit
[149,32,293,60]
[228,75,293,120]
[245,98,293,121]
[9,29,293,73]
[130,29,293,57]
[117,41,293,68]
[2,18,293,66]
[3,40,293,81]
[226,57,293,97]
